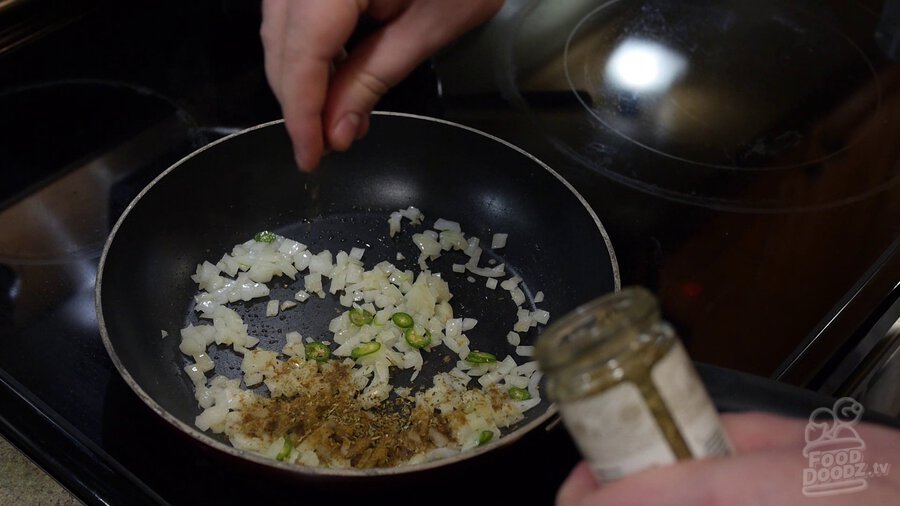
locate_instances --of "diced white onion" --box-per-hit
[500,276,521,291]
[515,345,535,357]
[433,218,461,232]
[388,212,402,238]
[532,309,550,324]
[515,361,539,376]
[179,215,554,468]
[412,233,442,259]
[304,273,324,297]
[399,206,424,224]
[511,288,526,306]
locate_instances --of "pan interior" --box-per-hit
[98,114,617,472]
[191,213,538,396]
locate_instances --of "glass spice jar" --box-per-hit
[535,286,733,483]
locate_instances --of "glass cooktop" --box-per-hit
[1,0,899,503]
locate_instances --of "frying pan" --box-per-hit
[96,112,619,478]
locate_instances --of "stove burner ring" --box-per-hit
[499,0,900,212]
[562,0,882,172]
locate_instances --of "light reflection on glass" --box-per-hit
[62,260,101,331]
[604,38,687,93]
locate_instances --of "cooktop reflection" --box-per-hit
[501,0,897,211]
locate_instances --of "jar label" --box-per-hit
[651,342,734,457]
[559,381,677,481]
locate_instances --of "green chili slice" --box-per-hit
[349,307,374,326]
[304,342,331,362]
[276,437,293,461]
[404,327,432,349]
[254,230,277,243]
[508,386,532,401]
[465,350,497,364]
[391,312,414,329]
[477,430,494,446]
[351,341,381,359]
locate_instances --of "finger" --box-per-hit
[356,112,370,140]
[367,0,413,22]
[260,0,289,101]
[556,461,600,506]
[557,413,806,506]
[590,447,812,506]
[279,0,364,170]
[323,0,503,151]
[721,412,807,453]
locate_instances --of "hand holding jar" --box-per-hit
[538,288,900,505]
[557,411,900,505]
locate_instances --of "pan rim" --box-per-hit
[95,112,620,477]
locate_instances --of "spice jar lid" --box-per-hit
[535,286,659,373]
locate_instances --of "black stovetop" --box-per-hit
[2,0,899,504]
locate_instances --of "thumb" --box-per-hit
[323,0,502,151]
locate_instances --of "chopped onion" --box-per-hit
[433,218,461,232]
[500,276,521,291]
[412,233,442,259]
[439,230,466,251]
[513,319,531,333]
[504,375,529,389]
[308,251,333,275]
[511,288,526,306]
[388,212,402,238]
[466,263,506,278]
[515,345,535,357]
[515,361,539,376]
[277,239,306,255]
[498,355,517,375]
[399,206,424,224]
[179,213,554,469]
[304,273,324,297]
